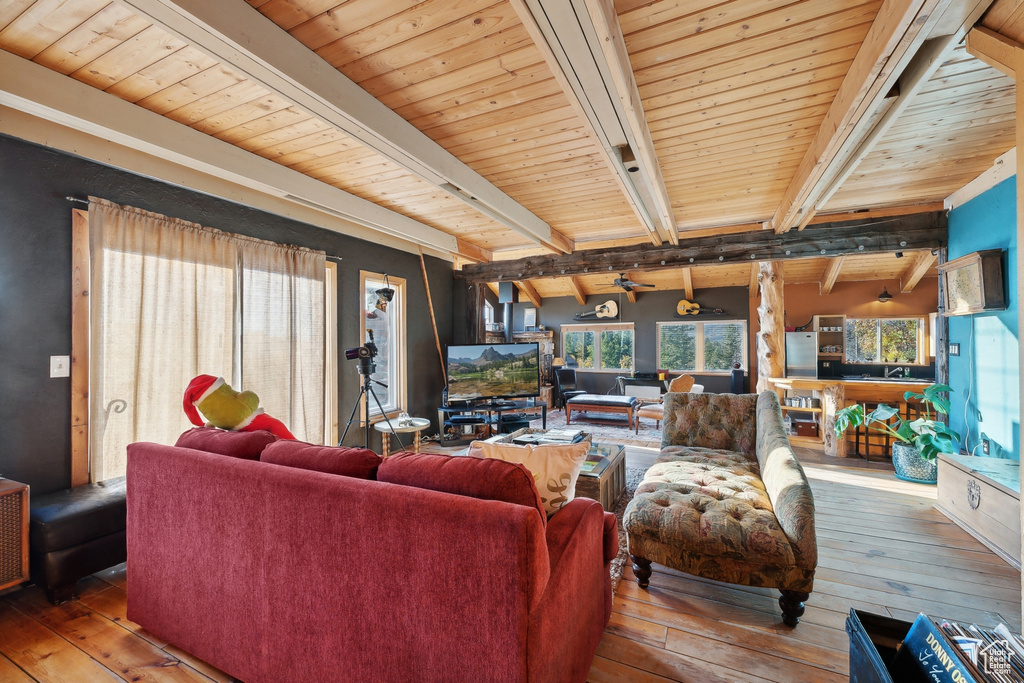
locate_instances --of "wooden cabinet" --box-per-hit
[0,478,29,591]
[938,249,1006,316]
[814,314,845,360]
[935,453,1020,569]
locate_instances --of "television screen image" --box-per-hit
[446,343,540,403]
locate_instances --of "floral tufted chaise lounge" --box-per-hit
[623,391,817,626]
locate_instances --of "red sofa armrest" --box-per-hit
[529,497,612,682]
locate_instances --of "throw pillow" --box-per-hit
[467,441,590,516]
[260,440,382,480]
[377,452,545,523]
[175,427,278,460]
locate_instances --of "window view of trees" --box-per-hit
[659,324,696,371]
[658,321,746,372]
[880,319,919,363]
[600,329,634,370]
[563,330,595,369]
[845,318,920,364]
[703,322,744,371]
[562,325,633,371]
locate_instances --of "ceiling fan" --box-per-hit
[613,272,655,292]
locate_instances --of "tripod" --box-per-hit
[339,355,404,450]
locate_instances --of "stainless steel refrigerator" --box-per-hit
[785,332,817,378]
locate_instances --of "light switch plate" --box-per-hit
[949,343,960,356]
[50,355,70,378]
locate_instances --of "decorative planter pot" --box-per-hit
[891,442,938,484]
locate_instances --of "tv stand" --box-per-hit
[438,400,547,443]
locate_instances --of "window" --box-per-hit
[657,321,747,373]
[360,271,406,419]
[845,317,924,364]
[85,199,326,482]
[484,300,494,326]
[561,323,633,372]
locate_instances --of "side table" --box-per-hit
[0,478,29,591]
[374,417,431,457]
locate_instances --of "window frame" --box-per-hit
[560,322,635,373]
[359,270,407,421]
[844,316,927,365]
[656,320,748,375]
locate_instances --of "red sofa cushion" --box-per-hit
[175,427,277,460]
[260,440,382,480]
[378,452,546,524]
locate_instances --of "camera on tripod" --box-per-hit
[345,331,378,375]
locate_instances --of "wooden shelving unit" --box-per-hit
[814,314,845,360]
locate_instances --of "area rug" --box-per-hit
[609,466,647,591]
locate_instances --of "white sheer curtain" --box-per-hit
[88,198,325,482]
[238,236,325,441]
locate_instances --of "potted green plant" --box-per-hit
[833,384,960,484]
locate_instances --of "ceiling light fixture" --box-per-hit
[878,287,893,303]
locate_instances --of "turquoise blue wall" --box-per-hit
[947,176,1018,459]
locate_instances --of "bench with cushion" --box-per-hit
[29,477,127,604]
[623,391,817,626]
[566,394,639,429]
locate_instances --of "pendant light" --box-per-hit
[877,287,893,303]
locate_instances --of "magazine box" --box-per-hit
[847,609,915,682]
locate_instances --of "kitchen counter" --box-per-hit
[766,377,935,458]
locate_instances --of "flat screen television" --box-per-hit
[446,342,540,404]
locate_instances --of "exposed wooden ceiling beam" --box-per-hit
[456,239,493,264]
[116,0,569,255]
[769,0,944,233]
[568,277,587,305]
[515,281,543,308]
[0,50,463,255]
[901,251,938,292]
[967,25,1021,77]
[821,257,845,295]
[584,0,678,245]
[460,211,946,283]
[508,0,673,246]
[680,268,694,301]
[749,264,759,298]
[625,283,638,304]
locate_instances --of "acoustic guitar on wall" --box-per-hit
[675,300,725,316]
[574,300,618,320]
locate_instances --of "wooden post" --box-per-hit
[822,383,848,458]
[462,282,485,344]
[755,261,785,394]
[71,209,90,487]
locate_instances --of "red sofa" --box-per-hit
[126,436,616,682]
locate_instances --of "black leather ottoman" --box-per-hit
[29,476,127,604]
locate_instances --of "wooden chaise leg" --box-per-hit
[631,555,652,589]
[779,590,810,627]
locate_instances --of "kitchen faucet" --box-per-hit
[883,366,906,378]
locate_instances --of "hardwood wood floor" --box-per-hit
[0,445,1018,682]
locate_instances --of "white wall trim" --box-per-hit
[945,147,1017,210]
[0,50,460,255]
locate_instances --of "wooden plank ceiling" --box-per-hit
[0,0,1012,299]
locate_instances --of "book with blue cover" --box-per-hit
[889,613,978,683]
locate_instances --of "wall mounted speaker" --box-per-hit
[497,281,519,304]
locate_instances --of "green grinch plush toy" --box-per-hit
[183,375,295,440]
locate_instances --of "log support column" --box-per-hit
[822,383,848,458]
[756,262,785,394]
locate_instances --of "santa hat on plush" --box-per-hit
[183,374,295,440]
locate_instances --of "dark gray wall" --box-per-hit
[507,287,751,394]
[0,134,453,494]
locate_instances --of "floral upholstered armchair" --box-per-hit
[623,391,817,627]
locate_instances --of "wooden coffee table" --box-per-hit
[574,443,626,511]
